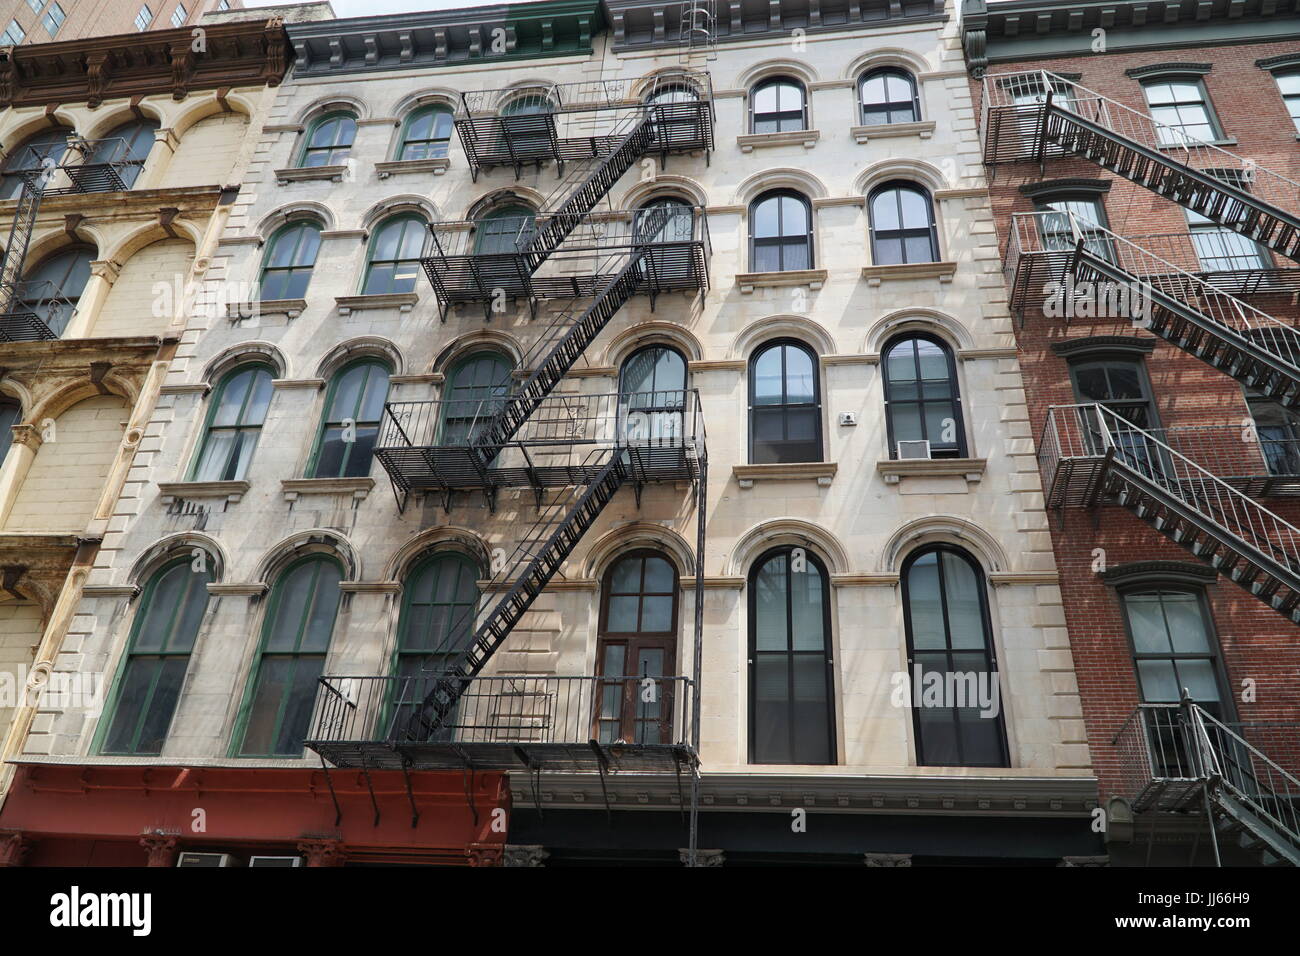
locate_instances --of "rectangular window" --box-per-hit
[1,19,25,44]
[25,0,42,14]
[170,3,187,26]
[1275,71,1300,134]
[41,2,64,35]
[1185,171,1270,273]
[1143,78,1221,146]
[134,4,154,30]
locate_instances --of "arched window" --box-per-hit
[389,552,481,739]
[633,196,693,245]
[298,111,357,167]
[0,125,73,199]
[646,82,701,149]
[902,545,1007,768]
[87,118,160,188]
[259,221,321,301]
[98,557,213,755]
[882,334,966,458]
[750,77,807,133]
[18,245,93,337]
[440,352,513,445]
[234,556,342,756]
[473,203,536,255]
[749,340,821,464]
[869,182,939,265]
[859,68,921,125]
[596,550,679,745]
[0,400,19,467]
[398,104,453,160]
[309,359,390,478]
[190,364,275,481]
[362,214,426,295]
[749,546,834,765]
[498,94,555,156]
[749,189,812,272]
[619,345,686,442]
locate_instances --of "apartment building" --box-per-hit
[0,14,301,867]
[964,0,1300,865]
[0,0,1102,866]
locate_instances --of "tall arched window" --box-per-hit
[98,557,213,755]
[749,189,812,272]
[859,68,921,125]
[869,182,939,265]
[883,334,966,459]
[620,345,687,443]
[18,245,93,337]
[0,400,19,467]
[596,550,680,744]
[234,555,342,756]
[474,203,536,255]
[749,547,834,765]
[297,111,357,167]
[902,545,1007,768]
[362,214,426,295]
[749,340,821,464]
[750,77,807,133]
[87,118,160,188]
[398,104,453,160]
[259,220,321,300]
[309,360,390,478]
[1,125,73,199]
[440,352,513,445]
[190,364,275,481]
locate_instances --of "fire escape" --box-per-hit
[305,74,714,839]
[0,136,145,342]
[984,72,1300,861]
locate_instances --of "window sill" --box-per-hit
[335,292,418,315]
[851,120,936,143]
[737,129,820,152]
[860,261,956,285]
[281,477,375,502]
[275,165,350,184]
[737,268,828,293]
[225,298,308,321]
[158,480,251,504]
[375,157,450,179]
[733,462,837,488]
[876,457,986,485]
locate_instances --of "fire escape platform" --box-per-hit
[307,739,698,774]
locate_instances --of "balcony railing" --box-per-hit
[305,673,696,773]
[9,137,145,196]
[1153,422,1300,495]
[0,279,75,341]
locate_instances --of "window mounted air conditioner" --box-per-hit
[897,439,932,460]
[176,852,234,867]
[248,856,302,868]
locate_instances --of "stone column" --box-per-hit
[502,844,550,867]
[60,259,120,340]
[864,852,912,866]
[297,839,346,867]
[139,832,179,867]
[133,127,180,192]
[0,424,40,528]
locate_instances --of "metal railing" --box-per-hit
[1155,422,1300,484]
[307,673,694,750]
[1006,211,1300,367]
[457,71,714,119]
[7,137,145,195]
[428,205,709,260]
[1039,403,1300,572]
[982,70,1300,223]
[0,278,76,340]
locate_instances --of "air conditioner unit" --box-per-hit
[249,856,302,868]
[897,439,932,460]
[176,852,234,868]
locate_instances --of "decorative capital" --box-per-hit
[139,830,179,867]
[89,259,122,283]
[10,423,41,450]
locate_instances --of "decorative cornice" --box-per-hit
[0,19,291,110]
[1050,335,1155,359]
[1124,62,1213,79]
[1256,52,1300,73]
[1100,560,1218,588]
[1019,178,1112,200]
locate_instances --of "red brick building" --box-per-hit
[963,0,1300,865]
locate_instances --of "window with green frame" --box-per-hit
[98,558,212,755]
[399,105,453,160]
[297,111,357,168]
[189,364,274,482]
[388,552,481,739]
[473,204,535,255]
[233,555,342,757]
[362,214,426,295]
[439,352,513,446]
[259,220,322,300]
[309,360,390,478]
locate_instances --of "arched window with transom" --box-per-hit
[362,214,426,295]
[87,118,160,188]
[298,111,357,167]
[473,203,536,255]
[749,189,812,272]
[859,68,921,125]
[0,126,73,199]
[882,334,966,459]
[309,359,391,478]
[398,104,453,160]
[749,340,821,464]
[869,182,939,265]
[750,77,807,133]
[190,364,275,481]
[260,220,322,301]
[440,352,513,446]
[18,245,93,337]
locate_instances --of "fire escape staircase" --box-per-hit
[983,71,1300,263]
[1042,403,1300,624]
[0,174,49,341]
[1007,212,1300,409]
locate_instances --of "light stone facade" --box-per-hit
[17,1,1093,816]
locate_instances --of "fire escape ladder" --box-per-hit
[0,174,48,340]
[985,71,1300,263]
[402,451,629,740]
